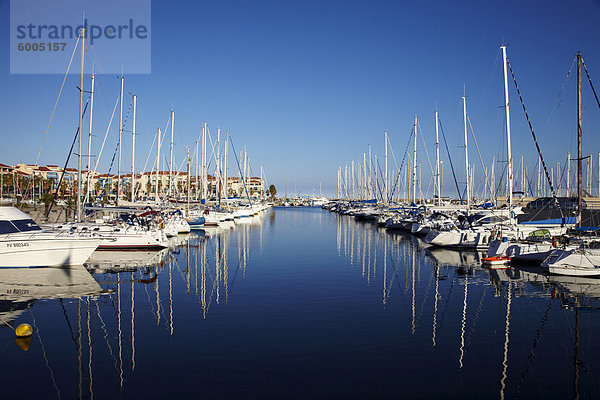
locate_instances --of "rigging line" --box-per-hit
[59,299,79,345]
[510,64,565,213]
[507,57,564,219]
[418,121,435,177]
[465,286,488,348]
[206,127,220,178]
[91,96,119,182]
[417,121,435,198]
[524,169,536,201]
[389,127,415,200]
[229,136,253,207]
[386,132,401,172]
[513,299,553,400]
[438,116,462,202]
[582,57,600,111]
[46,100,89,219]
[494,161,509,199]
[144,113,172,181]
[141,128,158,181]
[478,47,502,116]
[438,271,458,330]
[466,114,492,198]
[35,35,80,166]
[97,142,119,202]
[93,298,118,371]
[544,58,576,135]
[30,310,63,400]
[154,114,171,173]
[384,242,412,303]
[374,158,386,202]
[415,264,437,329]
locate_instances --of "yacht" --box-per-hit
[0,207,101,267]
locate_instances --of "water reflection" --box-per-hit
[2,209,600,398]
[0,265,106,326]
[334,211,600,399]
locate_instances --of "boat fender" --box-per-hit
[552,236,558,248]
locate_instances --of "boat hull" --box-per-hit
[0,236,101,267]
[543,248,600,277]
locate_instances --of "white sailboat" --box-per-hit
[543,53,600,277]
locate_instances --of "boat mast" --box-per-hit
[577,52,583,227]
[202,122,207,202]
[156,128,161,202]
[368,144,372,198]
[435,110,441,205]
[413,116,418,204]
[131,94,136,203]
[244,147,248,197]
[224,131,229,202]
[406,151,410,202]
[169,110,174,199]
[86,73,94,205]
[501,45,514,219]
[384,131,388,204]
[117,75,124,207]
[462,94,470,210]
[195,139,199,200]
[260,165,263,198]
[363,152,367,200]
[217,127,221,203]
[537,156,542,196]
[76,27,85,222]
[491,156,496,204]
[351,160,355,199]
[186,147,191,212]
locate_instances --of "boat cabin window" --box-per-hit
[0,220,19,234]
[527,229,551,238]
[476,215,508,225]
[11,219,42,232]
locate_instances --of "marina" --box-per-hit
[1,207,600,398]
[2,0,600,398]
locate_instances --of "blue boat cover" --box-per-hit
[520,217,577,225]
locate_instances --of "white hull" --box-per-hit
[487,240,553,262]
[0,234,101,268]
[97,229,167,249]
[44,222,168,250]
[424,229,492,249]
[543,247,600,277]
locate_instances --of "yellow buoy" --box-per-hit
[15,323,33,337]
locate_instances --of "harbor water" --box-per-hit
[1,207,599,399]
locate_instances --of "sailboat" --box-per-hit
[543,53,600,276]
[43,31,169,250]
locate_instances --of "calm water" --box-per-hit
[1,207,600,399]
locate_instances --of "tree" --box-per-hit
[268,184,277,198]
[41,192,54,214]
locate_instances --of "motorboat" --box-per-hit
[0,207,101,267]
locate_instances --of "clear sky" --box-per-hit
[1,0,600,198]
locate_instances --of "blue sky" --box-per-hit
[1,0,600,198]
